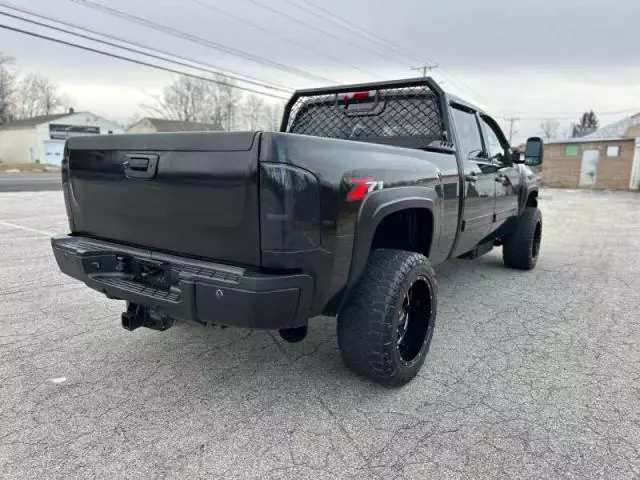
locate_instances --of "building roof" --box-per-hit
[0,113,74,130]
[581,112,640,140]
[545,136,631,145]
[134,117,221,132]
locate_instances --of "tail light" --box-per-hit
[61,142,70,184]
[61,142,75,232]
[259,163,320,252]
[339,90,379,102]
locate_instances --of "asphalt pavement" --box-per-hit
[1,189,639,479]
[0,172,61,192]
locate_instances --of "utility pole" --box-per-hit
[410,64,439,77]
[505,116,519,145]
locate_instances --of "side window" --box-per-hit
[451,107,483,159]
[480,116,507,160]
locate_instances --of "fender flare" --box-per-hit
[344,186,441,295]
[519,183,539,215]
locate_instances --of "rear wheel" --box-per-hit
[503,207,542,270]
[337,249,437,387]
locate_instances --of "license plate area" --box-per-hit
[82,253,172,291]
[130,257,172,291]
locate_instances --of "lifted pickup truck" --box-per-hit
[52,78,543,386]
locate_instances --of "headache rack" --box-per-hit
[280,77,450,149]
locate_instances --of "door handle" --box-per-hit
[124,154,159,179]
[125,157,149,171]
[465,173,478,183]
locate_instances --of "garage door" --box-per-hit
[43,141,64,166]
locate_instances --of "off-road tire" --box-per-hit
[337,249,437,387]
[503,207,542,270]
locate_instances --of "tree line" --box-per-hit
[539,110,600,140]
[0,52,72,124]
[2,51,607,139]
[139,74,285,131]
[0,51,284,131]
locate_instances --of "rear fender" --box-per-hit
[344,186,440,295]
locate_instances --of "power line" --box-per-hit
[284,0,494,106]
[286,0,423,65]
[0,5,293,94]
[504,116,520,144]
[498,107,640,121]
[68,0,336,85]
[244,0,409,71]
[189,0,380,80]
[69,0,490,107]
[0,2,293,93]
[0,22,290,100]
[410,64,440,78]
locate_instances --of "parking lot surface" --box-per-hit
[1,189,639,479]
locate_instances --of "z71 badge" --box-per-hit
[346,178,384,201]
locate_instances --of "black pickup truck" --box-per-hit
[52,78,543,386]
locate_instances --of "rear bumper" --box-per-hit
[51,235,314,329]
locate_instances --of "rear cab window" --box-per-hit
[284,84,444,147]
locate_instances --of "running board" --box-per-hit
[458,241,494,260]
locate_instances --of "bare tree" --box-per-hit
[540,119,560,139]
[263,102,285,131]
[14,73,71,119]
[215,75,242,131]
[141,75,211,123]
[0,53,16,124]
[14,74,40,119]
[125,112,142,129]
[39,76,71,115]
[243,94,265,130]
[141,74,243,130]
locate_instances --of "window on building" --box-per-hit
[606,145,620,157]
[565,145,579,156]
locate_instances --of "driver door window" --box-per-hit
[479,116,507,161]
[451,107,483,159]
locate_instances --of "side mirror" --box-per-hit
[524,137,544,166]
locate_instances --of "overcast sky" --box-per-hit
[1,0,639,142]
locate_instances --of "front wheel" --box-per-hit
[502,207,542,270]
[337,249,437,387]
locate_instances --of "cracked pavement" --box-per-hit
[1,189,639,479]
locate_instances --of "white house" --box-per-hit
[0,110,124,166]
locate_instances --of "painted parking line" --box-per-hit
[0,220,54,237]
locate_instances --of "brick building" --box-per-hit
[541,113,640,190]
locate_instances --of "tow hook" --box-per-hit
[121,303,174,332]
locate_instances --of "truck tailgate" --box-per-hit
[64,131,261,266]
